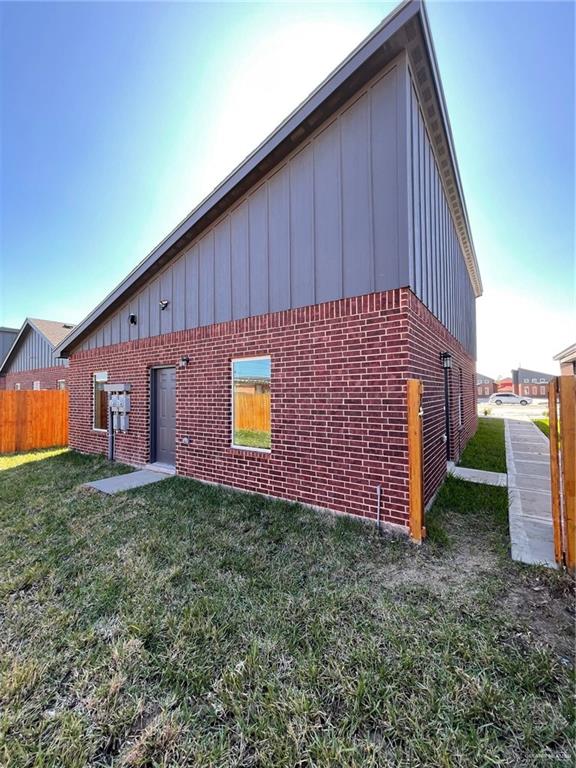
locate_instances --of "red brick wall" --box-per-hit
[4,367,68,391]
[406,291,476,507]
[477,383,495,397]
[67,288,476,528]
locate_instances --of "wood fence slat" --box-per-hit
[0,391,69,453]
[559,375,575,572]
[548,378,563,565]
[234,392,271,433]
[407,378,425,542]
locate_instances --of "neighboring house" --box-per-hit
[496,377,513,392]
[512,368,555,398]
[554,343,576,376]
[476,373,496,398]
[0,318,75,390]
[54,1,482,531]
[0,327,19,390]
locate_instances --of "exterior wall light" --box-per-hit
[159,299,169,310]
[179,355,190,368]
[128,313,137,325]
[440,352,453,369]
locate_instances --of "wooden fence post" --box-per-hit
[407,378,425,543]
[548,378,563,566]
[559,375,576,572]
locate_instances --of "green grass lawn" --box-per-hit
[233,429,271,450]
[0,450,574,766]
[458,417,507,473]
[534,417,550,438]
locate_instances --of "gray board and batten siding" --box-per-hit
[408,81,476,357]
[79,56,476,358]
[6,326,68,373]
[0,328,18,363]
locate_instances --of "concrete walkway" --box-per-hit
[84,468,172,495]
[504,418,556,568]
[447,461,507,487]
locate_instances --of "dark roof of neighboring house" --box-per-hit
[476,373,495,382]
[0,326,19,333]
[512,367,555,381]
[0,318,75,375]
[554,342,576,363]
[55,0,482,358]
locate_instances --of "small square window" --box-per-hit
[33,381,40,390]
[232,357,271,451]
[57,380,66,390]
[15,383,21,391]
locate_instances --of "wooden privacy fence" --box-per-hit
[0,391,69,453]
[548,376,575,572]
[234,392,271,433]
[407,379,425,542]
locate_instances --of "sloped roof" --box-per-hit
[0,318,75,375]
[56,0,482,358]
[28,318,75,347]
[554,342,576,363]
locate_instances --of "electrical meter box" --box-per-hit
[103,383,132,433]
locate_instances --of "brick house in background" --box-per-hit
[476,373,496,398]
[0,327,18,390]
[496,377,513,392]
[554,343,576,376]
[512,367,554,398]
[0,318,75,391]
[55,1,482,532]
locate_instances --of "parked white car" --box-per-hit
[488,392,532,406]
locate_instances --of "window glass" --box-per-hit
[57,380,66,390]
[15,383,21,391]
[94,372,108,430]
[33,381,40,390]
[232,357,271,450]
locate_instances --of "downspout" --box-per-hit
[376,484,382,532]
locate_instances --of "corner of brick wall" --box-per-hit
[68,290,412,528]
[405,289,477,507]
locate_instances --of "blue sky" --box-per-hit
[1,1,574,376]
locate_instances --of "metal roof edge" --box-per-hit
[553,342,576,361]
[417,1,482,297]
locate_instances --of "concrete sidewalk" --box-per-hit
[84,468,172,495]
[448,462,507,487]
[504,418,556,568]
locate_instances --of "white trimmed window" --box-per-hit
[57,380,66,390]
[93,371,108,430]
[33,381,40,390]
[232,357,271,451]
[14,383,21,391]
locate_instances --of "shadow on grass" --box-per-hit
[426,475,509,552]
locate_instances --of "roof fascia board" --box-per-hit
[554,343,576,361]
[416,2,482,295]
[55,1,420,357]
